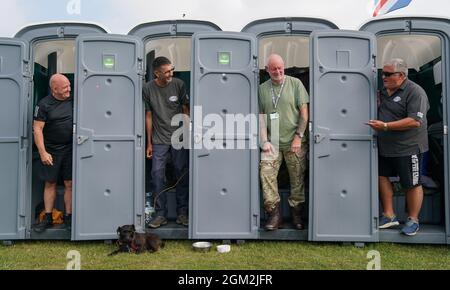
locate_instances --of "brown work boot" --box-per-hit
[264,203,282,231]
[291,204,305,230]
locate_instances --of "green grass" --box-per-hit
[1,240,449,270]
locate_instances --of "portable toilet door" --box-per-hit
[309,30,379,243]
[0,38,29,240]
[190,31,259,239]
[361,17,450,245]
[73,34,144,240]
[242,17,338,240]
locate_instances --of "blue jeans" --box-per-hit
[151,144,189,217]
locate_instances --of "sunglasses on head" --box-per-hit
[382,71,402,77]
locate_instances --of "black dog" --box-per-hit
[108,224,164,256]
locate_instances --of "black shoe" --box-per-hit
[33,219,53,233]
[63,214,72,231]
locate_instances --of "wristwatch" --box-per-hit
[383,122,388,131]
[295,132,304,138]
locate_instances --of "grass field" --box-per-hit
[1,240,449,270]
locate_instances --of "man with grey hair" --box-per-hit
[259,54,309,231]
[368,58,429,236]
[33,73,73,233]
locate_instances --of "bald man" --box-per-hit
[259,54,309,231]
[33,74,73,233]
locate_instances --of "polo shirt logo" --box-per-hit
[169,95,178,102]
[393,96,401,102]
[34,106,39,117]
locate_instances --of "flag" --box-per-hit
[373,0,413,17]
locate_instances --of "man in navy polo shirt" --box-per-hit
[368,58,429,236]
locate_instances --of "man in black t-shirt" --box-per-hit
[368,58,429,236]
[33,74,73,233]
[143,56,190,228]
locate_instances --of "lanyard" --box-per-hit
[270,77,285,109]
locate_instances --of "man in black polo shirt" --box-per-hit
[33,74,73,232]
[368,58,429,236]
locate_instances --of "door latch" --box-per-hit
[77,135,89,145]
[314,134,325,144]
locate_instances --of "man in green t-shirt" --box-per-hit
[259,54,309,231]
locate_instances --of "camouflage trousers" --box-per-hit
[260,144,308,211]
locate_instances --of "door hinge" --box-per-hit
[444,125,448,135]
[137,57,145,76]
[57,26,65,38]
[404,20,412,32]
[253,213,259,227]
[170,23,177,36]
[253,55,258,69]
[285,22,292,33]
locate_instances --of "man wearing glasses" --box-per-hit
[143,56,189,228]
[367,58,429,236]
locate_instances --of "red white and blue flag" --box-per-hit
[373,0,413,17]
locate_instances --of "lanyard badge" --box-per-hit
[270,77,286,109]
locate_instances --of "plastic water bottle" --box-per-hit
[144,192,155,227]
[145,201,152,226]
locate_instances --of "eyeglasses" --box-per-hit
[158,66,175,75]
[382,71,402,77]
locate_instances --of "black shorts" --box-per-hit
[38,151,72,182]
[379,153,424,189]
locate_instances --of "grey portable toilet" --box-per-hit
[0,23,107,241]
[0,38,29,240]
[242,18,338,240]
[190,31,259,239]
[361,17,450,245]
[73,34,144,240]
[128,21,221,239]
[308,30,378,243]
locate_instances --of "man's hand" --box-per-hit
[262,141,275,155]
[291,135,302,154]
[146,143,153,159]
[40,151,53,166]
[366,119,386,131]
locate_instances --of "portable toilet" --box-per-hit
[0,23,145,241]
[242,18,340,241]
[128,20,221,239]
[361,17,450,245]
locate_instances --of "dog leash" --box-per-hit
[152,170,188,212]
